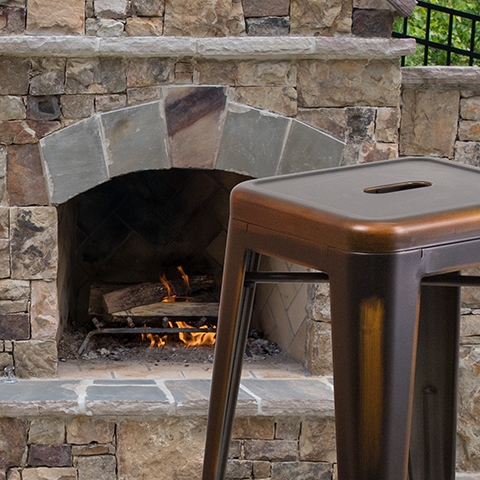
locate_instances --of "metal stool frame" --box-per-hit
[202,157,480,480]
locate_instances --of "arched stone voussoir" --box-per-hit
[39,86,345,205]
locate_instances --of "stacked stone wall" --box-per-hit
[0,0,399,38]
[0,415,337,480]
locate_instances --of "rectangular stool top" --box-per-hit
[231,157,480,253]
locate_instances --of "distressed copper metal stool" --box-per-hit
[202,157,480,480]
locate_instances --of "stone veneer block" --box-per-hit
[216,104,289,177]
[30,280,59,340]
[0,239,9,279]
[243,439,298,461]
[10,207,57,279]
[352,8,394,38]
[0,96,25,120]
[0,313,29,340]
[60,95,95,120]
[290,0,352,35]
[14,340,57,378]
[94,0,129,18]
[26,0,84,34]
[296,108,346,141]
[459,120,480,142]
[163,0,245,37]
[0,280,30,314]
[461,97,480,122]
[126,58,175,87]
[66,417,115,445]
[242,0,289,17]
[455,141,480,166]
[0,418,27,469]
[7,144,49,206]
[0,58,29,95]
[232,417,275,439]
[40,116,108,204]
[125,16,163,36]
[66,58,126,95]
[27,96,61,121]
[29,58,66,96]
[131,0,164,16]
[234,86,297,116]
[22,468,77,480]
[0,6,26,35]
[240,379,334,416]
[165,86,227,169]
[400,89,460,158]
[246,16,290,36]
[86,18,125,36]
[271,462,332,478]
[77,455,116,480]
[0,147,6,207]
[27,445,72,467]
[0,120,61,146]
[297,59,401,108]
[101,102,169,178]
[0,208,8,239]
[236,60,297,87]
[279,120,344,174]
[116,417,206,480]
[299,417,336,462]
[28,418,66,445]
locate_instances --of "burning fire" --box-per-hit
[143,332,167,348]
[174,321,216,347]
[142,267,216,348]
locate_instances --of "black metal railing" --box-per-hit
[393,1,480,66]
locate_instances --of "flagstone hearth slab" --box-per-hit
[0,378,335,418]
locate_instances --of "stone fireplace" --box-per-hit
[7,83,345,375]
[0,32,415,378]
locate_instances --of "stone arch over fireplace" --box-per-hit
[39,86,345,205]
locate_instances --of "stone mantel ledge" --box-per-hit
[0,35,416,60]
[0,378,335,418]
[402,66,480,88]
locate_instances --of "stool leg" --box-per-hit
[202,224,260,480]
[328,249,423,480]
[408,283,460,480]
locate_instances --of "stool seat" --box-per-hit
[232,157,480,252]
[202,157,480,480]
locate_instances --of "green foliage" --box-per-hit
[393,0,480,66]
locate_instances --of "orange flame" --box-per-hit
[147,333,167,348]
[141,324,167,348]
[141,268,216,348]
[174,321,216,347]
[177,266,190,292]
[160,274,176,303]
